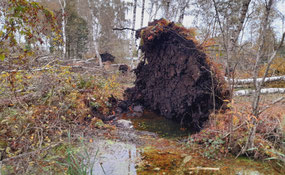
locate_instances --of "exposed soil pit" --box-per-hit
[125,19,230,131]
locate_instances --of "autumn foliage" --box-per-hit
[190,97,285,172]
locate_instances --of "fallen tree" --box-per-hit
[234,88,285,96]
[124,19,230,130]
[226,75,285,85]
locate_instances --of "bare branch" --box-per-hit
[113,27,137,31]
[258,97,285,115]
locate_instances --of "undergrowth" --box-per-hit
[188,98,285,173]
[0,65,121,174]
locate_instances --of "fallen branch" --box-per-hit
[225,75,285,85]
[189,167,220,171]
[234,88,285,96]
[1,67,52,75]
[258,97,285,115]
[0,63,104,75]
[113,27,137,31]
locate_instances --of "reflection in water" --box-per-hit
[90,140,138,175]
[126,111,192,138]
[236,170,263,175]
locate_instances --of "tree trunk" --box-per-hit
[232,0,252,47]
[178,0,189,24]
[138,0,145,60]
[225,75,285,85]
[252,0,274,117]
[141,0,145,28]
[58,0,66,59]
[212,0,252,98]
[148,0,154,22]
[234,88,285,96]
[244,0,285,156]
[165,0,170,20]
[153,0,159,20]
[130,0,137,68]
[87,0,102,67]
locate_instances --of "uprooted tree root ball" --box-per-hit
[125,19,230,131]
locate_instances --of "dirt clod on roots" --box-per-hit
[125,19,230,131]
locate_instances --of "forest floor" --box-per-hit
[0,67,284,175]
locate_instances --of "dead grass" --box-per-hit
[190,93,285,173]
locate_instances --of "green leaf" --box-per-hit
[0,54,5,61]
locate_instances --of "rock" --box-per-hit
[133,105,144,113]
[153,167,161,171]
[116,119,133,129]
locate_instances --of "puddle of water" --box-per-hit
[85,112,280,175]
[235,170,264,175]
[124,111,192,138]
[89,139,139,175]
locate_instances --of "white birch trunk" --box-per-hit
[165,0,170,20]
[141,0,145,28]
[77,0,80,14]
[234,88,285,96]
[130,0,137,69]
[225,75,285,85]
[242,0,282,154]
[58,0,66,59]
[153,0,159,20]
[148,0,154,22]
[178,0,189,24]
[138,0,145,60]
[87,0,102,67]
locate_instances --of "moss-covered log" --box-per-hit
[125,19,230,131]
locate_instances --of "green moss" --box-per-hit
[137,147,184,175]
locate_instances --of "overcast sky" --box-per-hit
[125,0,285,39]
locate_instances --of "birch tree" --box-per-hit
[147,0,154,22]
[241,0,285,154]
[153,0,160,20]
[87,0,102,67]
[163,0,171,20]
[138,0,146,60]
[147,0,161,22]
[141,0,146,27]
[178,0,190,24]
[58,0,66,59]
[130,0,137,68]
[212,0,252,96]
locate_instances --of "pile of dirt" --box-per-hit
[125,19,230,131]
